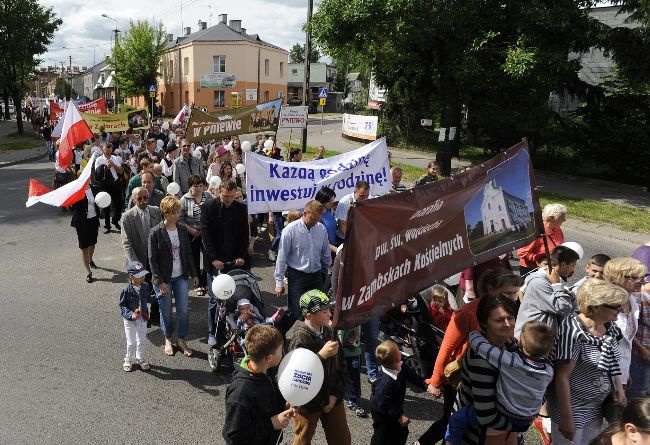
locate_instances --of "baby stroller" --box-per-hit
[379,294,445,386]
[207,269,266,372]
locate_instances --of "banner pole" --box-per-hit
[542,234,553,274]
[289,128,292,148]
[320,104,323,135]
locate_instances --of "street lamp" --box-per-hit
[101,14,120,112]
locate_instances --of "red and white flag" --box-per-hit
[57,102,94,171]
[173,105,188,125]
[26,153,98,208]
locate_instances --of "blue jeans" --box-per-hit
[628,351,650,397]
[270,212,284,252]
[445,404,476,445]
[362,317,380,381]
[346,356,361,403]
[154,275,190,339]
[286,267,325,326]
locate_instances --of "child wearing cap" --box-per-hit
[236,299,265,331]
[285,289,351,444]
[118,261,156,372]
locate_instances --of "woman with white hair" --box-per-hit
[517,203,567,276]
[548,279,628,445]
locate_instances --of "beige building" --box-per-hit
[127,15,288,116]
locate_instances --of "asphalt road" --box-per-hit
[0,157,644,444]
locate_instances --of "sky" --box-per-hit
[39,0,312,69]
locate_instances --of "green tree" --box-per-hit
[289,42,321,64]
[109,20,166,113]
[54,78,74,101]
[0,0,61,133]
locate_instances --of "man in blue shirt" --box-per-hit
[274,200,332,328]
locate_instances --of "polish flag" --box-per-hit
[173,105,188,125]
[26,153,98,208]
[57,102,93,170]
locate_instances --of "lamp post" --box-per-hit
[101,14,120,112]
[300,0,314,153]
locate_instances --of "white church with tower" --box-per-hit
[480,179,531,235]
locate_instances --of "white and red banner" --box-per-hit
[26,153,98,208]
[279,105,308,129]
[57,102,94,170]
[173,105,188,125]
[50,98,107,121]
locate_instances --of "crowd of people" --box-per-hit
[38,108,650,445]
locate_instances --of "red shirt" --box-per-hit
[517,224,564,269]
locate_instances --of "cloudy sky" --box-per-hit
[40,0,312,69]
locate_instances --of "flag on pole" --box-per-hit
[173,105,188,125]
[26,153,98,208]
[51,112,64,141]
[57,102,94,171]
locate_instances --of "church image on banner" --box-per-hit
[480,179,531,235]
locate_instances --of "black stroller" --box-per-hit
[207,269,266,372]
[379,294,445,386]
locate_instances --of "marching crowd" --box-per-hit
[32,104,650,445]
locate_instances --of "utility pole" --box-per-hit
[300,0,313,153]
[68,54,73,99]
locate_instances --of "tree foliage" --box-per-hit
[109,20,166,104]
[0,0,61,132]
[54,78,74,100]
[289,42,321,64]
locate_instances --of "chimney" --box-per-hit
[199,21,207,30]
[218,14,227,24]
[240,28,246,34]
[229,20,241,32]
[167,33,174,42]
[184,27,191,36]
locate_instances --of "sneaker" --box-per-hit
[268,250,277,262]
[139,361,151,371]
[122,360,133,372]
[208,333,217,348]
[345,400,368,418]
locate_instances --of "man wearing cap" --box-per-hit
[120,186,163,324]
[173,138,204,195]
[285,289,351,444]
[275,200,332,328]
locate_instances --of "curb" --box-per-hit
[0,151,49,168]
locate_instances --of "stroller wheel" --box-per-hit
[208,347,222,372]
[403,356,428,388]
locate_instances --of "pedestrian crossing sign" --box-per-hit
[148,84,157,93]
[318,87,328,99]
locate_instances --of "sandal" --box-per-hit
[164,339,174,356]
[196,287,205,296]
[123,361,133,372]
[139,361,151,371]
[177,339,193,357]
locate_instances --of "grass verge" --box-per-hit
[539,192,650,234]
[0,140,42,150]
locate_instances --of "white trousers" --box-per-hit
[551,417,603,445]
[123,317,147,362]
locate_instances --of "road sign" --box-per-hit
[318,87,328,99]
[421,119,433,127]
[149,92,156,98]
[319,98,326,106]
[148,84,157,93]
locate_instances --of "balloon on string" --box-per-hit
[235,164,246,175]
[211,273,236,300]
[209,176,222,189]
[162,122,169,131]
[277,348,325,406]
[95,191,112,209]
[561,241,584,259]
[241,141,251,151]
[263,139,274,151]
[167,182,181,196]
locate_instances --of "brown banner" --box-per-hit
[333,140,544,329]
[185,98,283,143]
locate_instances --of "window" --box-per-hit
[183,57,189,75]
[488,203,491,210]
[264,90,269,102]
[214,90,225,108]
[291,68,298,75]
[213,55,226,73]
[280,62,284,78]
[264,59,269,76]
[168,60,174,77]
[184,90,189,105]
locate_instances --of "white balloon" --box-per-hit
[167,182,181,195]
[95,191,111,208]
[156,139,164,149]
[263,139,274,150]
[241,141,251,151]
[209,176,221,189]
[561,241,584,259]
[162,122,169,131]
[277,348,325,407]
[193,148,203,158]
[227,141,233,150]
[235,163,246,175]
[211,274,236,300]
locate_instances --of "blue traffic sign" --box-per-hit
[318,87,328,99]
[148,84,157,93]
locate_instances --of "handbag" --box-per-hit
[444,355,463,390]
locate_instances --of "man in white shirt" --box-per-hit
[334,180,370,243]
[95,143,124,233]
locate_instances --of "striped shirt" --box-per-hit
[548,314,622,428]
[635,292,650,346]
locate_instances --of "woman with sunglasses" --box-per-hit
[603,257,649,401]
[548,279,629,445]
